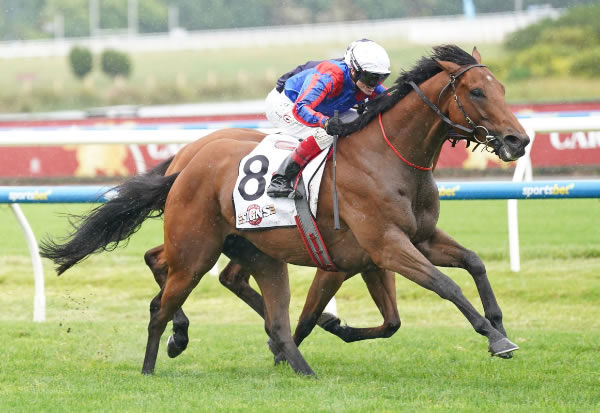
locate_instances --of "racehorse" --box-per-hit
[41,45,529,376]
[141,134,401,360]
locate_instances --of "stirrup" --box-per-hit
[267,178,302,199]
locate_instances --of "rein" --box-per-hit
[378,113,432,171]
[377,63,497,172]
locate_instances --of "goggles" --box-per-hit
[357,71,389,88]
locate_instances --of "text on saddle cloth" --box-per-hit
[233,134,329,230]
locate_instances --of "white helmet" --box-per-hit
[344,39,391,75]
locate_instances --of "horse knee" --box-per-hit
[149,295,161,315]
[218,269,236,289]
[463,250,486,276]
[144,246,163,268]
[382,318,401,338]
[144,247,168,285]
[218,263,246,290]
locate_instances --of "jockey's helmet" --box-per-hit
[344,39,391,87]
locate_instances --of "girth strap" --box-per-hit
[293,174,337,271]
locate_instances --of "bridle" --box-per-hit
[379,63,498,171]
[409,63,497,151]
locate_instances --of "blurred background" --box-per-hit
[0,0,599,181]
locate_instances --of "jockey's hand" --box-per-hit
[323,116,344,136]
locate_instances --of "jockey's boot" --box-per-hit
[266,154,303,198]
[267,135,322,199]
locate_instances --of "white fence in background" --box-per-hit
[0,9,562,58]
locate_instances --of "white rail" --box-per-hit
[2,113,599,320]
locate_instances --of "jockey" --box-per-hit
[265,39,391,198]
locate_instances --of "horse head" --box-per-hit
[435,47,530,162]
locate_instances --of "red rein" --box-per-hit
[378,113,433,171]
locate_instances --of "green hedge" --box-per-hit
[570,48,600,77]
[500,5,600,79]
[68,46,93,79]
[100,49,132,78]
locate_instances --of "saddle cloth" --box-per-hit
[233,134,329,230]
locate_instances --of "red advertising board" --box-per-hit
[0,102,598,178]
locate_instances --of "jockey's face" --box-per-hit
[351,68,386,96]
[355,79,375,96]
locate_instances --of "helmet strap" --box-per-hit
[350,68,361,88]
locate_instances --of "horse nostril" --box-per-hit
[504,134,521,147]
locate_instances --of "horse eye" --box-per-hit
[470,88,485,98]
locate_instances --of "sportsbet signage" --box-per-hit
[437,181,598,200]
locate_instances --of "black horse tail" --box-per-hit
[40,163,179,276]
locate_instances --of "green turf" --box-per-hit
[0,199,599,411]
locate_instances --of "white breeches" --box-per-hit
[265,88,358,150]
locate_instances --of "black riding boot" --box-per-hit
[267,154,303,199]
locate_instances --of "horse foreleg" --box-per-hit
[416,228,508,337]
[318,268,401,343]
[218,261,265,318]
[371,232,518,358]
[293,270,348,347]
[144,245,190,359]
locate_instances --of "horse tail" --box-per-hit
[40,170,180,275]
[148,156,175,176]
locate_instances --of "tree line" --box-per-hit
[1,0,598,40]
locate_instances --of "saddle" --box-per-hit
[233,134,336,270]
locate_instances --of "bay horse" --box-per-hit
[41,45,529,376]
[141,133,400,360]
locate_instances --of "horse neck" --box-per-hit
[377,73,452,170]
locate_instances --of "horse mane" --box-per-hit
[342,44,478,135]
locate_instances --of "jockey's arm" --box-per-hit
[292,73,335,128]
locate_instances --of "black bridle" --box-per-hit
[408,63,497,152]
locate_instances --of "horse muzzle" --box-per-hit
[493,132,530,162]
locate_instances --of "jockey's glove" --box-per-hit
[323,116,345,136]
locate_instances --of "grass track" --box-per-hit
[0,199,599,411]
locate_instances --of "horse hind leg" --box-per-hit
[251,255,315,376]
[218,261,265,319]
[142,264,209,375]
[143,245,190,359]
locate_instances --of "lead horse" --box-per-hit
[41,45,529,376]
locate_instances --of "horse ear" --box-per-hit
[472,47,482,64]
[435,59,461,74]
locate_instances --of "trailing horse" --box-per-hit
[41,45,529,376]
[141,133,400,360]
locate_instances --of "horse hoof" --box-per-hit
[167,335,185,358]
[489,337,519,357]
[267,338,286,364]
[274,353,287,365]
[141,368,154,375]
[267,338,278,356]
